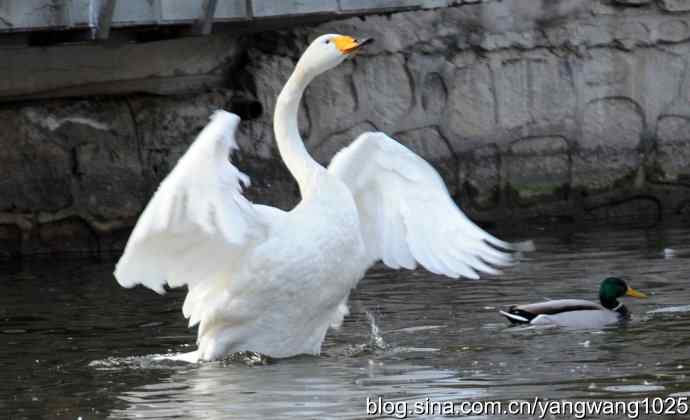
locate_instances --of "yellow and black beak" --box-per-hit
[334,36,374,55]
[625,287,648,299]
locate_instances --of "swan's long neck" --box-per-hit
[274,64,321,194]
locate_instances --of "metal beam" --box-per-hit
[91,0,117,40]
[193,0,219,35]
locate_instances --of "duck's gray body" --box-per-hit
[500,299,627,329]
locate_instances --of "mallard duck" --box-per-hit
[499,277,647,328]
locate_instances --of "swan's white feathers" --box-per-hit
[329,132,527,279]
[114,111,267,317]
[115,34,535,360]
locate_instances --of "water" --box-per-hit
[2,224,690,419]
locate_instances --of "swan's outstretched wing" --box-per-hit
[328,132,533,279]
[114,111,268,305]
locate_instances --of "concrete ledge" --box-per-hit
[201,1,248,22]
[111,0,158,26]
[0,1,72,31]
[0,33,242,100]
[0,0,463,34]
[251,0,339,17]
[339,0,446,12]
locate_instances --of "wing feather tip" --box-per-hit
[499,310,529,323]
[511,240,536,252]
[114,265,167,295]
[484,237,536,253]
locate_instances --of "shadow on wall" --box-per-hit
[480,0,591,33]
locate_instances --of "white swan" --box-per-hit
[114,34,533,361]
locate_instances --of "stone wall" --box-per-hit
[1,0,690,257]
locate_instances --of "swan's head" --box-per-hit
[297,34,373,76]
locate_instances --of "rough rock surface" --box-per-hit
[2,0,690,256]
[238,0,690,222]
[0,93,237,255]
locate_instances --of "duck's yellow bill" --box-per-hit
[626,287,648,298]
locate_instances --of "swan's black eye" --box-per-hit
[325,39,331,44]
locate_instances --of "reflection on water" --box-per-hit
[2,224,690,419]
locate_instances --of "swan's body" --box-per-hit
[115,34,532,361]
[200,171,368,359]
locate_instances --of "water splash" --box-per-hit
[366,309,387,351]
[221,351,273,366]
[663,248,676,259]
[648,305,690,314]
[88,355,191,370]
[330,309,388,358]
[90,350,273,370]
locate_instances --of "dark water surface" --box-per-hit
[2,224,690,419]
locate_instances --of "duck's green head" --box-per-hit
[599,277,647,305]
